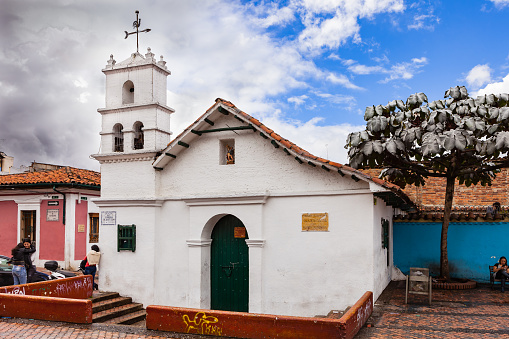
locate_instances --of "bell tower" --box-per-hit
[96,48,173,155]
[92,11,173,200]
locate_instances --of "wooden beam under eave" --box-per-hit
[165,153,177,158]
[218,106,229,115]
[204,118,214,126]
[271,140,279,148]
[178,141,190,148]
[191,129,202,136]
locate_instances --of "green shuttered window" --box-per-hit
[117,224,136,252]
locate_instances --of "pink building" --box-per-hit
[0,165,100,269]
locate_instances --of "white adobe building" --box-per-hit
[92,47,414,317]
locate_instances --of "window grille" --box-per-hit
[118,224,136,252]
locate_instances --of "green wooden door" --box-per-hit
[211,215,249,312]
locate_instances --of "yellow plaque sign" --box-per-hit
[302,213,329,231]
[77,224,85,233]
[234,227,246,238]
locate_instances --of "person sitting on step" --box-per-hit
[493,256,509,292]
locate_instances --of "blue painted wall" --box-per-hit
[393,222,509,282]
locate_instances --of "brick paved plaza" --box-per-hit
[357,280,509,338]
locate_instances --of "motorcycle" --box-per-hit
[43,261,77,280]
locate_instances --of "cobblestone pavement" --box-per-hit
[0,318,234,339]
[357,280,509,338]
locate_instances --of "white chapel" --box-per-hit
[92,46,414,317]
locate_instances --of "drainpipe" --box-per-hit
[52,186,66,225]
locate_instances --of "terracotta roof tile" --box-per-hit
[249,117,262,127]
[328,162,343,168]
[260,125,273,135]
[270,132,282,142]
[315,157,329,164]
[279,139,292,149]
[0,167,100,188]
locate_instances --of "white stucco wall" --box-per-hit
[371,197,393,301]
[100,160,157,199]
[96,113,395,316]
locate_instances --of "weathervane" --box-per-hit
[124,10,151,53]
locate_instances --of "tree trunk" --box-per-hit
[440,174,456,281]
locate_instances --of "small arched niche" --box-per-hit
[122,80,134,105]
[133,121,144,150]
[113,123,124,152]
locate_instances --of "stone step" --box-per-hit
[92,296,133,313]
[102,309,147,325]
[92,303,144,323]
[90,291,120,303]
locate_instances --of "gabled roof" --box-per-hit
[153,98,415,211]
[0,166,100,190]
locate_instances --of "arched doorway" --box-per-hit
[210,214,249,312]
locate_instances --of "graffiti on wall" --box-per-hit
[353,299,373,333]
[183,312,223,336]
[0,276,92,298]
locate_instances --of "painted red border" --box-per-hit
[146,291,373,339]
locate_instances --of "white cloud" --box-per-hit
[379,57,428,83]
[77,92,90,103]
[288,95,309,106]
[296,0,405,53]
[408,14,440,30]
[475,73,509,97]
[325,72,363,90]
[490,0,509,8]
[343,56,427,82]
[73,77,88,88]
[348,64,385,75]
[465,64,492,89]
[315,92,356,108]
[252,4,295,28]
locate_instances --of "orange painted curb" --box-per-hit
[337,291,373,339]
[146,292,373,339]
[0,294,93,323]
[0,275,93,299]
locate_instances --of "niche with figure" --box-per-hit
[220,139,235,165]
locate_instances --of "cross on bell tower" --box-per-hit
[124,10,151,53]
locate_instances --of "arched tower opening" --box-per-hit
[133,121,144,150]
[122,80,134,105]
[113,123,124,152]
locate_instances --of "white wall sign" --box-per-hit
[46,209,60,221]
[101,211,117,225]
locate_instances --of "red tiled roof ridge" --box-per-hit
[0,166,100,187]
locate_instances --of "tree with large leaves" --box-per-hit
[345,86,509,281]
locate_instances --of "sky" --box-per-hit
[2,0,509,171]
